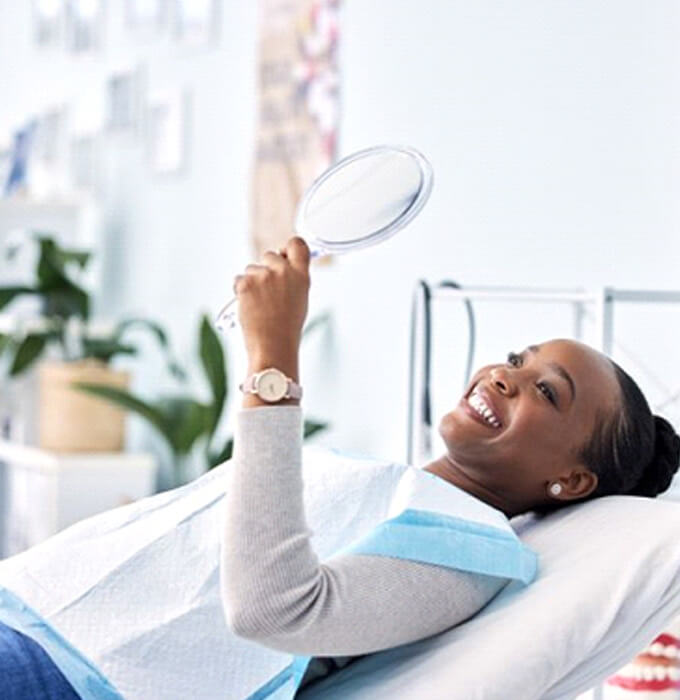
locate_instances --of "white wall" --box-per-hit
[2,1,679,473]
[318,0,680,461]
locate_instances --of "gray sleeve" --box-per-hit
[220,405,508,657]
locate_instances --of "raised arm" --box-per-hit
[220,237,508,657]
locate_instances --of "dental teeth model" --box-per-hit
[604,629,680,698]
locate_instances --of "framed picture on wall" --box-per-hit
[106,66,145,133]
[66,0,105,53]
[69,134,101,193]
[29,107,71,197]
[35,108,68,165]
[32,0,64,47]
[146,89,190,174]
[126,0,167,34]
[173,0,219,46]
[0,137,12,195]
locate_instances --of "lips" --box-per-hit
[606,633,680,692]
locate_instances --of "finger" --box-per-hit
[285,236,311,273]
[261,250,288,271]
[244,263,269,275]
[233,274,247,294]
[262,247,287,258]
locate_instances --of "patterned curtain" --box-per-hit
[250,0,340,259]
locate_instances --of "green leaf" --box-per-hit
[74,383,175,450]
[41,282,90,320]
[114,318,168,347]
[208,437,233,469]
[34,237,90,320]
[36,237,64,287]
[54,248,91,270]
[157,396,213,454]
[81,338,137,363]
[9,333,49,376]
[168,361,187,382]
[303,311,331,338]
[35,235,90,278]
[0,333,10,356]
[0,286,36,311]
[303,419,328,440]
[199,315,227,435]
[114,318,187,381]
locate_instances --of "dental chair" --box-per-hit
[295,282,680,699]
[297,487,680,699]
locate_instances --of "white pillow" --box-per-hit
[298,494,680,700]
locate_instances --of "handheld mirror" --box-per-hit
[215,144,434,332]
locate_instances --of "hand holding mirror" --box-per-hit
[215,144,433,332]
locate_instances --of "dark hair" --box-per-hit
[579,362,680,500]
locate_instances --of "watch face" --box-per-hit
[256,369,288,402]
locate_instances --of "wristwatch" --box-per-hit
[239,367,303,403]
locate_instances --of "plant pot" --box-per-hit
[38,360,130,452]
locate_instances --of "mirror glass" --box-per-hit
[296,145,433,253]
[215,145,433,331]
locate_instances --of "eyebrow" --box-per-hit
[527,345,576,403]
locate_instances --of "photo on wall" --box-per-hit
[35,107,68,165]
[173,0,219,46]
[66,0,105,52]
[126,0,167,35]
[106,66,145,134]
[32,0,64,47]
[69,133,101,193]
[146,88,190,175]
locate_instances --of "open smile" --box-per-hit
[459,385,503,430]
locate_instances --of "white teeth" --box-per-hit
[468,392,501,428]
[643,642,679,659]
[642,666,655,681]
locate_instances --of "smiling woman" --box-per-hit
[428,339,680,518]
[1,240,679,700]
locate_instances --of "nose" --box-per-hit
[489,366,517,397]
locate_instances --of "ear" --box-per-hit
[559,467,599,501]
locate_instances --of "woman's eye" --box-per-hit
[507,352,522,367]
[537,382,556,405]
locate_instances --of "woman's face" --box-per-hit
[438,339,622,514]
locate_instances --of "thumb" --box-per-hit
[285,236,311,273]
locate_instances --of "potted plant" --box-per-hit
[77,312,331,487]
[0,234,183,451]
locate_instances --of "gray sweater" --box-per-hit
[220,405,509,691]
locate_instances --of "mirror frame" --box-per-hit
[294,144,434,254]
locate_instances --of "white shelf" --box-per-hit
[0,441,157,558]
[0,195,98,249]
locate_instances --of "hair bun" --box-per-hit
[628,416,680,497]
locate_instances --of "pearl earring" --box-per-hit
[549,483,562,497]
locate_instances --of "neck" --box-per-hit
[422,454,523,518]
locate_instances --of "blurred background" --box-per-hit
[1,2,680,697]
[1,0,679,514]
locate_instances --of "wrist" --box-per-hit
[247,350,299,382]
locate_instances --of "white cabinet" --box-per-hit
[0,441,157,558]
